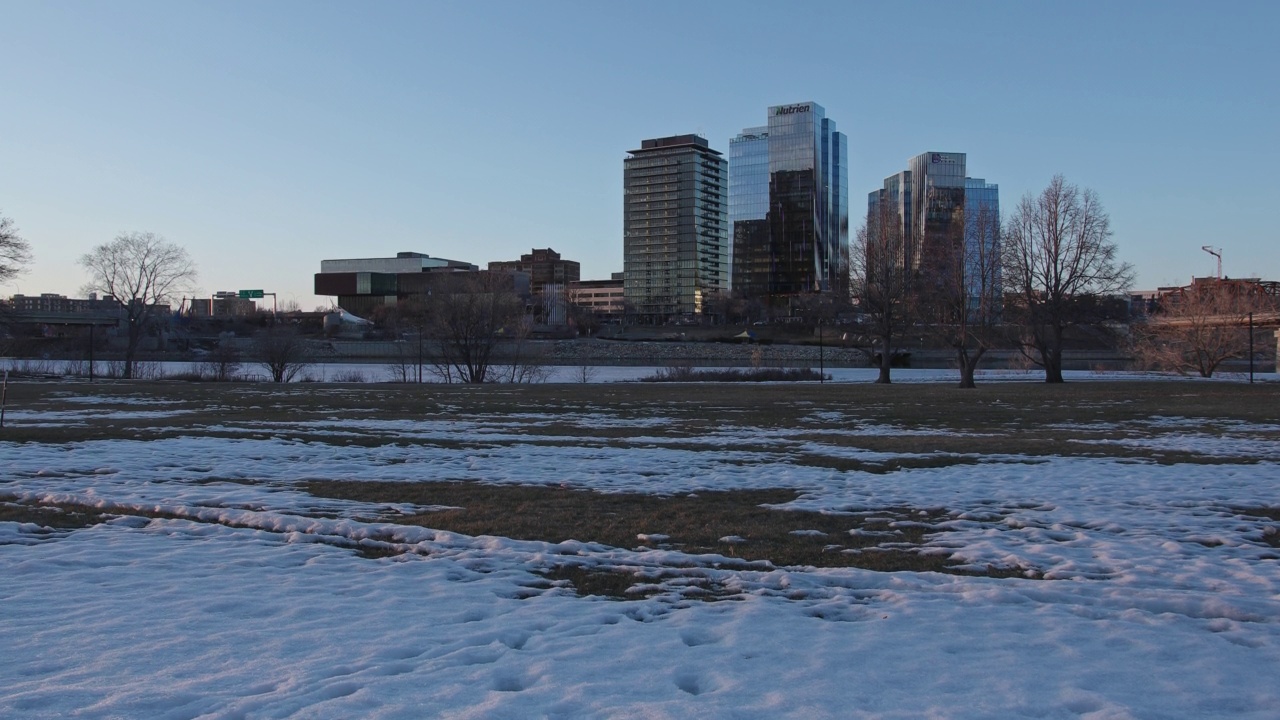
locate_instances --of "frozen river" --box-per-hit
[4,357,1274,384]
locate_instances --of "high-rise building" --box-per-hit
[964,177,1001,312]
[868,153,1000,313]
[908,152,967,274]
[623,134,728,322]
[730,101,848,301]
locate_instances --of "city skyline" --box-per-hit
[2,1,1277,310]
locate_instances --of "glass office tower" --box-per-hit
[867,170,912,269]
[728,127,769,295]
[964,177,1001,316]
[869,154,1001,315]
[730,102,848,300]
[908,151,968,274]
[623,134,728,323]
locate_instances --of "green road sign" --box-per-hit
[238,289,265,299]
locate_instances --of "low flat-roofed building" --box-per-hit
[315,251,527,317]
[569,272,625,318]
[9,293,121,314]
[320,251,477,275]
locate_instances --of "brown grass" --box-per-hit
[4,378,1276,591]
[304,479,1023,576]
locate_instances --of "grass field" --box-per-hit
[5,378,1280,717]
[4,378,1278,588]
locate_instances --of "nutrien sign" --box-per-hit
[774,104,811,116]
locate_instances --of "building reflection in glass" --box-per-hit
[730,102,848,303]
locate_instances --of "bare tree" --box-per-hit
[703,290,747,326]
[503,315,550,383]
[1002,176,1134,383]
[79,232,197,379]
[0,211,33,285]
[253,327,312,383]
[380,297,431,382]
[852,198,914,383]
[565,290,602,337]
[198,342,242,381]
[427,272,526,383]
[1132,279,1273,377]
[919,196,1004,388]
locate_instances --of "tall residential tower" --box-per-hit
[623,134,728,322]
[730,101,848,301]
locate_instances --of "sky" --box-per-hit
[2,0,1277,311]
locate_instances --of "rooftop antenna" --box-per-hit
[1201,246,1222,279]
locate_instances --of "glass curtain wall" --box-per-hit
[767,103,821,295]
[867,168,912,272]
[730,102,848,304]
[908,152,967,274]
[964,177,1001,318]
[826,122,849,295]
[729,127,770,296]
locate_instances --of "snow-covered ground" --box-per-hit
[2,386,1278,718]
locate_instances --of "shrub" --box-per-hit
[641,366,827,383]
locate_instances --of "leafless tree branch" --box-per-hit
[79,232,197,378]
[1002,176,1133,383]
[0,212,33,285]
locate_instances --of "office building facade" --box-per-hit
[730,101,848,301]
[964,177,1001,312]
[623,134,728,322]
[569,272,626,320]
[868,153,1001,314]
[488,248,581,298]
[313,251,532,317]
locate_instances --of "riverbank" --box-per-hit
[319,337,1135,371]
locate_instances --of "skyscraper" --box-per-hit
[868,153,1000,312]
[623,134,728,323]
[730,102,848,301]
[964,177,1001,315]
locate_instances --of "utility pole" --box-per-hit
[1201,246,1222,279]
[818,316,824,384]
[1248,312,1254,384]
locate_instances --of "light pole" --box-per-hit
[1248,311,1254,384]
[818,316,824,383]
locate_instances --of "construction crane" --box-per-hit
[1201,246,1222,279]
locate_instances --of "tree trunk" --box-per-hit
[124,322,143,379]
[875,333,896,384]
[876,341,892,384]
[958,346,987,388]
[1044,347,1065,383]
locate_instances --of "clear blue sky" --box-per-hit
[3,0,1277,310]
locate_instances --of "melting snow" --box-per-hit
[1,388,1278,718]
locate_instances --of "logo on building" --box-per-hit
[774,104,811,116]
[931,153,960,164]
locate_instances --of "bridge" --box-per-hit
[1145,311,1280,328]
[2,310,121,327]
